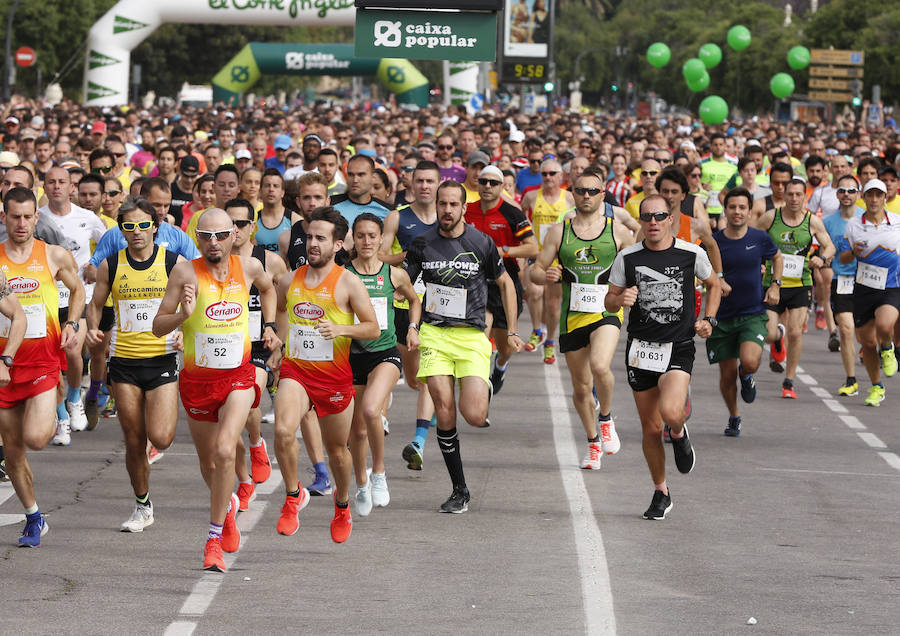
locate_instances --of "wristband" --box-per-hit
[507,332,519,338]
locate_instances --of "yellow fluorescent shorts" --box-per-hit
[417,323,492,384]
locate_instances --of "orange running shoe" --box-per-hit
[222,493,241,553]
[815,307,826,330]
[237,482,256,512]
[330,495,353,543]
[147,445,164,465]
[249,439,272,484]
[203,537,226,572]
[781,384,798,399]
[276,485,310,536]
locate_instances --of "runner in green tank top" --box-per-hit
[346,213,422,516]
[531,169,634,470]
[762,208,813,288]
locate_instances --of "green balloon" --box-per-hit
[682,58,706,82]
[647,42,671,68]
[698,43,722,69]
[687,71,710,92]
[699,95,729,125]
[727,25,752,51]
[787,46,810,70]
[770,73,795,99]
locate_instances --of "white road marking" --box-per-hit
[759,467,900,478]
[163,621,196,636]
[838,415,866,430]
[878,452,900,472]
[797,374,817,385]
[0,483,18,507]
[0,513,24,527]
[821,399,848,413]
[545,362,616,635]
[809,387,831,398]
[857,432,887,449]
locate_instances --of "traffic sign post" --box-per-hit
[808,48,864,109]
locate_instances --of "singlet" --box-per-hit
[557,218,619,335]
[107,246,178,360]
[764,209,813,288]
[331,193,392,225]
[843,211,900,290]
[255,213,292,252]
[285,264,354,388]
[763,195,775,213]
[699,157,738,215]
[532,190,571,248]
[395,205,437,252]
[606,177,630,207]
[182,255,251,376]
[0,240,65,371]
[285,220,308,270]
[248,245,266,343]
[347,261,396,353]
[680,193,696,218]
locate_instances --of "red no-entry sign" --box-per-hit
[15,47,36,67]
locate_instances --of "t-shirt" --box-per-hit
[40,203,107,300]
[843,211,900,290]
[169,181,192,227]
[89,222,200,267]
[609,238,713,343]
[331,193,392,225]
[823,207,863,277]
[264,156,285,174]
[713,227,777,320]
[464,199,533,275]
[283,165,317,181]
[515,168,542,194]
[807,184,839,217]
[404,225,506,331]
[439,163,466,183]
[700,156,738,215]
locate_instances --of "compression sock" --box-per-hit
[85,380,103,402]
[436,427,466,489]
[66,385,81,404]
[414,419,430,450]
[57,402,69,421]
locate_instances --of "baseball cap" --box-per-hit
[680,140,697,151]
[180,155,200,176]
[509,130,525,143]
[418,141,435,150]
[467,150,490,167]
[303,134,323,146]
[479,165,503,181]
[234,148,252,160]
[19,128,37,140]
[4,116,18,126]
[274,134,292,150]
[91,121,107,135]
[863,178,887,194]
[0,151,18,167]
[512,156,529,169]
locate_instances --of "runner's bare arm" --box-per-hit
[318,272,379,341]
[765,250,783,305]
[809,215,835,265]
[265,251,288,286]
[530,223,563,285]
[751,208,775,231]
[605,283,637,312]
[612,205,640,233]
[391,266,421,351]
[612,219,635,249]
[495,271,524,351]
[267,272,293,370]
[694,271,721,338]
[520,191,536,219]
[0,271,26,366]
[85,259,111,346]
[507,234,538,260]
[152,260,195,337]
[378,210,404,265]
[278,231,292,269]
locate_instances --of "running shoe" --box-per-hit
[524,330,544,352]
[439,486,470,514]
[381,415,390,436]
[880,344,897,377]
[222,493,241,553]
[0,460,7,482]
[249,439,272,484]
[642,490,673,520]
[599,419,620,455]
[670,425,695,474]
[724,416,741,438]
[148,445,164,465]
[579,442,602,470]
[865,385,886,407]
[67,399,88,432]
[261,411,275,424]
[354,479,373,517]
[331,496,352,543]
[237,482,256,512]
[828,331,840,352]
[543,343,556,365]
[402,442,423,471]
[84,398,100,431]
[101,397,117,418]
[306,469,333,496]
[370,472,390,507]
[203,537,225,572]
[781,384,798,399]
[592,387,600,411]
[837,381,859,397]
[51,418,71,446]
[490,364,507,395]
[276,487,310,536]
[120,502,154,533]
[770,323,786,372]
[662,424,671,443]
[739,373,757,404]
[18,513,48,547]
[815,307,826,330]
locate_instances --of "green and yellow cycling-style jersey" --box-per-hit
[557,218,621,334]
[764,208,813,288]
[700,157,738,216]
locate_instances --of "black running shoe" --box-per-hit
[739,373,757,404]
[0,459,7,482]
[828,331,840,352]
[642,489,673,520]
[662,424,672,443]
[85,399,100,431]
[490,365,506,396]
[724,416,741,437]
[402,442,423,471]
[671,424,696,474]
[439,486,470,514]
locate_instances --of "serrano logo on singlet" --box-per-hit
[293,302,325,320]
[205,301,243,321]
[8,277,39,294]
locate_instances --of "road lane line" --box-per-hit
[545,363,616,636]
[878,452,900,472]
[163,621,196,636]
[821,399,847,413]
[838,415,866,430]
[809,387,831,398]
[797,374,817,385]
[758,467,900,478]
[857,432,887,449]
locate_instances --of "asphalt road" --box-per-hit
[0,319,898,635]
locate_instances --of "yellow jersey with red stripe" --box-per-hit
[182,255,250,376]
[285,264,353,388]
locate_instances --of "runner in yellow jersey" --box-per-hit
[153,208,280,573]
[86,198,185,533]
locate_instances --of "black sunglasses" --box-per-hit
[574,187,602,196]
[641,170,659,177]
[542,171,559,177]
[104,190,122,197]
[639,212,670,222]
[478,178,502,187]
[836,188,858,195]
[233,219,254,228]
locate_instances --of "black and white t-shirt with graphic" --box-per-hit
[608,238,713,343]
[404,224,506,331]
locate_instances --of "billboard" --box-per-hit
[503,0,551,58]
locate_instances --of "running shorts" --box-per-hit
[626,339,695,392]
[179,362,260,423]
[417,323,491,384]
[705,313,768,364]
[0,364,60,409]
[278,358,354,417]
[350,347,402,386]
[108,354,178,392]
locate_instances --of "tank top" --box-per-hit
[286,220,308,270]
[347,261,396,353]
[285,263,353,387]
[395,204,437,251]
[107,246,178,360]
[248,245,266,343]
[182,255,251,376]
[532,189,571,248]
[764,208,813,288]
[557,218,619,335]
[680,193,696,217]
[255,213,292,252]
[0,240,65,370]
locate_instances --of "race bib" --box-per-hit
[836,275,855,295]
[0,303,46,339]
[195,332,243,369]
[118,298,161,333]
[354,296,388,330]
[289,325,333,361]
[782,254,805,279]
[248,310,262,342]
[628,339,673,373]
[856,262,888,290]
[569,283,608,313]
[425,283,467,319]
[57,281,70,309]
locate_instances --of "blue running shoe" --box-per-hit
[19,513,48,548]
[724,416,741,437]
[306,469,333,496]
[739,371,757,404]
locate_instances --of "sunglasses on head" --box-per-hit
[120,220,153,232]
[639,212,670,222]
[573,187,602,196]
[477,178,502,187]
[104,190,122,197]
[233,219,254,228]
[196,229,233,241]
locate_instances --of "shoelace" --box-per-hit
[600,422,612,442]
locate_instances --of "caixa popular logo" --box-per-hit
[293,301,324,320]
[205,300,243,321]
[8,276,39,294]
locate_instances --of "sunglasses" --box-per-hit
[689,172,701,178]
[233,219,254,228]
[401,166,416,172]
[541,171,559,177]
[94,166,113,174]
[477,178,502,187]
[112,152,126,159]
[529,159,542,164]
[437,145,454,150]
[639,212,670,222]
[573,187,603,196]
[641,170,659,177]
[836,188,858,195]
[121,220,153,232]
[196,229,233,241]
[104,190,122,197]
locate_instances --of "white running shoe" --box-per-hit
[68,399,88,432]
[51,418,71,446]
[381,415,390,436]
[580,442,602,470]
[121,502,154,532]
[600,419,621,455]
[261,411,275,424]
[370,472,390,507]
[354,479,373,517]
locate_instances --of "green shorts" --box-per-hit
[417,323,492,384]
[706,313,768,364]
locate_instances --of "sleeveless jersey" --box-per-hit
[107,246,178,359]
[557,218,619,335]
[248,245,266,343]
[0,240,65,369]
[182,255,251,376]
[347,261,396,353]
[680,194,696,218]
[532,190,570,248]
[764,209,813,288]
[395,204,437,251]
[285,264,353,387]
[255,213,292,252]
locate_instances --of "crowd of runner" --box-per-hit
[0,94,898,570]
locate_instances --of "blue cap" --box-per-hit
[358,148,377,158]
[274,134,292,150]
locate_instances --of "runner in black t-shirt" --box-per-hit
[404,180,524,514]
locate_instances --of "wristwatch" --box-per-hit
[65,320,79,332]
[502,245,510,258]
[408,322,419,331]
[263,321,277,332]
[0,355,12,367]
[702,316,718,328]
[772,279,783,286]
